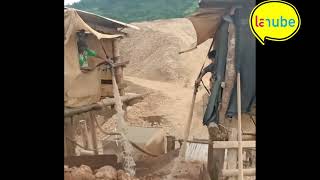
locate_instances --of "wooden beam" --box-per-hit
[64,93,145,117]
[221,168,255,177]
[175,139,255,148]
[213,141,255,149]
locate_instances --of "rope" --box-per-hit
[94,117,121,136]
[66,137,100,152]
[201,80,211,95]
[249,114,256,127]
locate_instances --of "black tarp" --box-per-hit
[203,6,255,125]
[203,21,229,125]
[227,6,256,116]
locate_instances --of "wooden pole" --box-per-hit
[64,128,67,157]
[220,21,236,124]
[79,120,89,149]
[64,93,145,117]
[110,67,127,131]
[180,85,198,158]
[88,112,99,155]
[237,73,243,180]
[112,38,124,96]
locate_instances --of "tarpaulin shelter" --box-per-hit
[64,8,139,107]
[186,0,256,125]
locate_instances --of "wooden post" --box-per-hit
[207,133,214,180]
[88,112,99,155]
[64,129,67,157]
[110,67,127,131]
[166,136,176,152]
[227,128,238,180]
[220,22,236,124]
[112,38,124,96]
[79,120,89,149]
[208,131,225,180]
[64,117,76,156]
[237,73,243,180]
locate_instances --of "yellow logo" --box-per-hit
[249,0,301,45]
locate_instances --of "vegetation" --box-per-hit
[67,0,199,23]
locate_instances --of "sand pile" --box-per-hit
[120,18,212,87]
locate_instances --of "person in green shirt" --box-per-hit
[79,48,97,67]
[76,30,97,68]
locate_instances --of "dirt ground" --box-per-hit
[120,18,213,140]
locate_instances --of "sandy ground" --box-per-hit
[120,18,215,140]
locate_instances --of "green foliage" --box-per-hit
[67,0,199,23]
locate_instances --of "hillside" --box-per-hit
[67,0,198,23]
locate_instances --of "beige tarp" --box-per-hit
[64,9,122,107]
[187,8,226,46]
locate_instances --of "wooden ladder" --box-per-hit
[217,129,256,179]
[220,73,255,180]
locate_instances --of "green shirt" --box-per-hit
[79,48,97,67]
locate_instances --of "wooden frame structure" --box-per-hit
[64,35,144,158]
[208,73,256,180]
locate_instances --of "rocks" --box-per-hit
[117,170,139,180]
[95,166,117,180]
[64,165,95,180]
[65,165,139,180]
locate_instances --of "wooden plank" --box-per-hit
[175,139,255,148]
[101,84,114,97]
[64,155,118,170]
[212,141,255,149]
[221,168,255,177]
[101,83,127,97]
[226,128,237,180]
[100,68,112,80]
